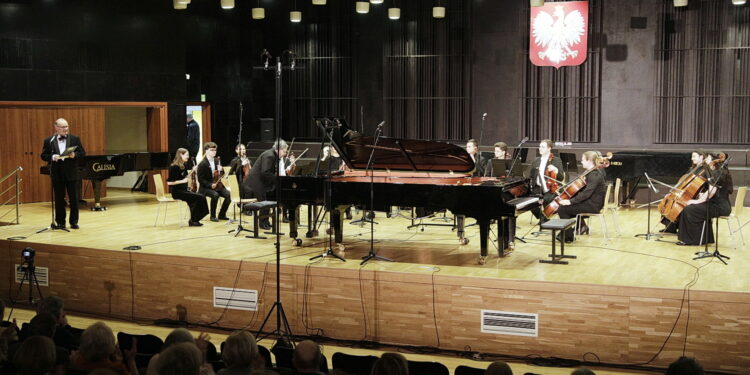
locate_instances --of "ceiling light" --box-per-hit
[178,0,190,4]
[732,0,746,5]
[433,6,445,18]
[370,0,384,3]
[674,0,688,6]
[356,1,370,13]
[312,0,326,4]
[221,0,234,9]
[252,7,265,19]
[530,0,544,6]
[388,7,400,19]
[173,0,187,9]
[291,10,302,22]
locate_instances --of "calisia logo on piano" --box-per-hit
[92,163,116,172]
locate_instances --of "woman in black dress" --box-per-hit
[677,152,733,246]
[167,148,209,226]
[555,151,608,242]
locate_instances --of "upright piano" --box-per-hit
[278,122,533,263]
[41,152,171,209]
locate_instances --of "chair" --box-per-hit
[455,365,486,375]
[152,173,185,226]
[227,176,257,235]
[258,345,273,368]
[604,178,623,236]
[407,359,449,375]
[718,186,747,248]
[574,182,613,241]
[332,352,378,375]
[116,332,164,370]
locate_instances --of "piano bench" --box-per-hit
[539,218,577,265]
[242,201,278,239]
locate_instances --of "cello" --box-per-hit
[542,152,612,218]
[657,153,723,223]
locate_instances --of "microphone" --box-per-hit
[261,49,272,69]
[289,51,296,70]
[520,136,529,144]
[482,112,487,120]
[376,120,386,130]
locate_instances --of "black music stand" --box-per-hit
[635,173,662,240]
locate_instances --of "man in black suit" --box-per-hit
[244,139,291,229]
[528,139,563,222]
[186,113,200,158]
[40,118,86,229]
[466,139,487,177]
[197,142,230,221]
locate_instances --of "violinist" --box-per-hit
[197,142,231,221]
[675,152,733,246]
[228,143,251,196]
[555,151,607,243]
[529,139,564,222]
[466,139,487,177]
[660,150,707,233]
[167,148,209,226]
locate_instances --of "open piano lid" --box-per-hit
[325,118,475,174]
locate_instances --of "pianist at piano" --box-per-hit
[244,139,291,230]
[40,118,86,230]
[167,148,209,227]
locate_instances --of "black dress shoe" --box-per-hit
[210,217,219,222]
[556,232,573,243]
[259,221,272,230]
[676,241,688,246]
[576,224,589,235]
[71,224,79,230]
[217,216,230,221]
[189,221,203,227]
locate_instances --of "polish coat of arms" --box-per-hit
[530,1,589,68]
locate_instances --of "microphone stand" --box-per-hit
[310,121,345,262]
[38,136,69,233]
[507,137,528,178]
[361,122,392,265]
[634,172,662,240]
[694,159,730,265]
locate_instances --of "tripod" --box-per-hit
[15,261,44,305]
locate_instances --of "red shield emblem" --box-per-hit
[530,1,588,69]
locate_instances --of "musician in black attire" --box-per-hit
[167,148,208,226]
[528,139,564,222]
[186,113,200,158]
[197,142,231,221]
[676,152,733,246]
[244,139,292,229]
[660,150,707,234]
[555,151,607,242]
[40,118,86,229]
[484,141,512,177]
[466,139,487,177]
[228,143,251,196]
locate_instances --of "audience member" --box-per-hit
[9,313,69,368]
[571,368,595,375]
[148,329,213,375]
[69,321,137,375]
[371,352,408,375]
[293,340,324,375]
[218,330,258,375]
[12,335,56,375]
[157,342,214,375]
[36,296,78,350]
[486,360,513,375]
[665,356,704,375]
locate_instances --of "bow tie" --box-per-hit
[58,136,67,141]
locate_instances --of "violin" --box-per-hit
[544,154,559,193]
[542,152,612,218]
[188,157,198,193]
[212,156,225,190]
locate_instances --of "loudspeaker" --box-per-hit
[260,118,274,142]
[630,16,647,29]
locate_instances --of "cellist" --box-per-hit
[529,139,564,223]
[555,151,607,243]
[659,150,707,233]
[676,151,733,246]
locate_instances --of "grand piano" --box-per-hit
[278,121,533,263]
[606,151,692,203]
[41,152,171,209]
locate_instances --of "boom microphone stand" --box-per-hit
[361,121,392,265]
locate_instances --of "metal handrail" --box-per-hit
[0,166,23,225]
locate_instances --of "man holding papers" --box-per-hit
[41,118,86,229]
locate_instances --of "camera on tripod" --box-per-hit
[17,247,36,272]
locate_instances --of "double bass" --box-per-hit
[543,152,612,218]
[657,154,723,223]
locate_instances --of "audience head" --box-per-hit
[486,360,513,375]
[293,340,322,373]
[665,356,704,375]
[13,335,56,375]
[156,342,203,375]
[371,352,408,375]
[28,312,57,338]
[79,322,116,362]
[163,328,196,350]
[222,330,258,369]
[0,299,5,320]
[37,296,66,326]
[571,368,595,375]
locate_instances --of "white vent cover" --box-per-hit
[213,287,258,311]
[481,309,538,337]
[15,264,49,287]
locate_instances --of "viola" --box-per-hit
[212,156,225,190]
[241,156,251,181]
[542,152,612,219]
[188,157,198,193]
[544,154,560,193]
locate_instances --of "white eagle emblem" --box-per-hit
[532,5,586,65]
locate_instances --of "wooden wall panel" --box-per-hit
[2,240,748,372]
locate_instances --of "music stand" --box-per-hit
[634,173,663,240]
[490,159,509,177]
[559,152,578,177]
[694,158,731,265]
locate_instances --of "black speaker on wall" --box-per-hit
[260,118,274,142]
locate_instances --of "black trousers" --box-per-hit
[199,186,231,218]
[53,178,79,226]
[530,186,557,221]
[172,190,209,222]
[557,202,600,241]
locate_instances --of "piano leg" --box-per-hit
[496,217,511,256]
[456,215,469,245]
[288,204,299,242]
[478,219,490,264]
[331,206,344,244]
[90,179,106,211]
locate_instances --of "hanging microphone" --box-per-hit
[520,136,529,144]
[482,113,487,120]
[261,49,272,69]
[376,120,386,129]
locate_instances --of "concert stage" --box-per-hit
[2,190,749,373]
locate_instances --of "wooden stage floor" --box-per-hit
[2,189,750,372]
[3,189,749,292]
